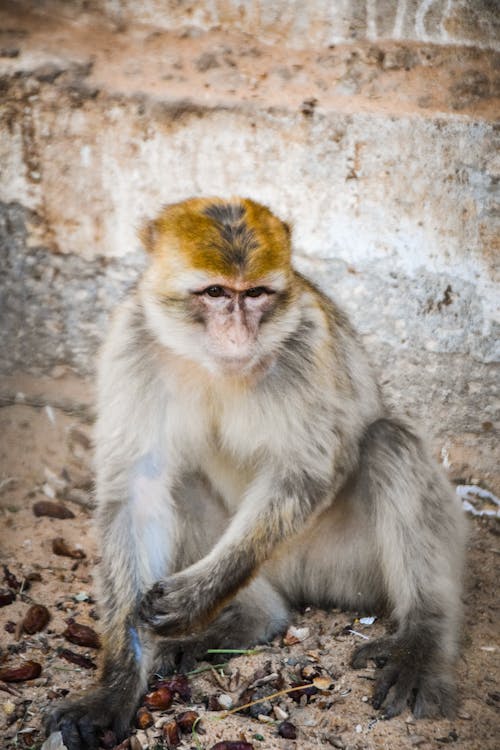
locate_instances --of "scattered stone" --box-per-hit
[278,721,297,739]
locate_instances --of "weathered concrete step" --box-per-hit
[1,4,499,122]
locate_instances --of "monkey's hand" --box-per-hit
[351,635,456,719]
[139,572,212,637]
[46,687,134,750]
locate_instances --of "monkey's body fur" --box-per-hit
[48,198,465,749]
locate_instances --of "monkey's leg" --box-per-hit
[46,454,176,750]
[350,418,465,719]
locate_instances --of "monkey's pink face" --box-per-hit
[190,283,280,371]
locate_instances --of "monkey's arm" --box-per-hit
[139,460,344,636]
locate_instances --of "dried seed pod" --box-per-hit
[162,719,180,747]
[0,660,42,682]
[210,743,254,750]
[0,590,15,607]
[59,649,97,669]
[144,686,173,711]
[52,537,86,559]
[33,501,75,519]
[175,710,199,732]
[156,674,191,701]
[63,622,101,649]
[22,604,50,634]
[278,721,297,739]
[136,707,154,730]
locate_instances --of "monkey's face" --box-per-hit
[140,198,300,375]
[187,280,286,372]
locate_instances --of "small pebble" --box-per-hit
[257,713,274,724]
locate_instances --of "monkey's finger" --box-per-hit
[381,667,416,718]
[372,664,399,709]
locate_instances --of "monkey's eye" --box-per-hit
[204,286,225,298]
[245,287,267,298]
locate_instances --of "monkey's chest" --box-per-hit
[201,448,254,513]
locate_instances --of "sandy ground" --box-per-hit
[0,374,499,750]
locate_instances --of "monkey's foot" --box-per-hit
[46,690,132,750]
[139,573,206,637]
[351,636,456,719]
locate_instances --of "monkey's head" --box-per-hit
[139,197,299,374]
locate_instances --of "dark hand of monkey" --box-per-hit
[351,634,456,719]
[45,687,131,750]
[139,573,210,636]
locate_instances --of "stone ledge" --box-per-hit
[0,5,498,121]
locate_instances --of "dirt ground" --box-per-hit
[0,374,498,750]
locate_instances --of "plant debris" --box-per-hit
[58,648,97,669]
[52,537,86,559]
[33,501,75,519]
[63,621,101,649]
[22,604,51,634]
[0,661,42,682]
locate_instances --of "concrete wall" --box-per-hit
[9,0,500,51]
[0,0,498,487]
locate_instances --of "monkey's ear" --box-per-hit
[282,220,292,238]
[139,219,159,254]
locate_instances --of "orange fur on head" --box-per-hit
[140,197,292,285]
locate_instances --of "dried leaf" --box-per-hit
[63,622,101,649]
[23,604,50,634]
[0,660,42,682]
[52,537,86,559]
[210,743,254,750]
[33,501,75,519]
[59,649,97,669]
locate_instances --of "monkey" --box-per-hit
[47,197,465,750]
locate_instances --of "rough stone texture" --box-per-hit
[8,0,500,51]
[0,2,498,487]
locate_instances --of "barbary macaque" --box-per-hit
[47,197,465,749]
